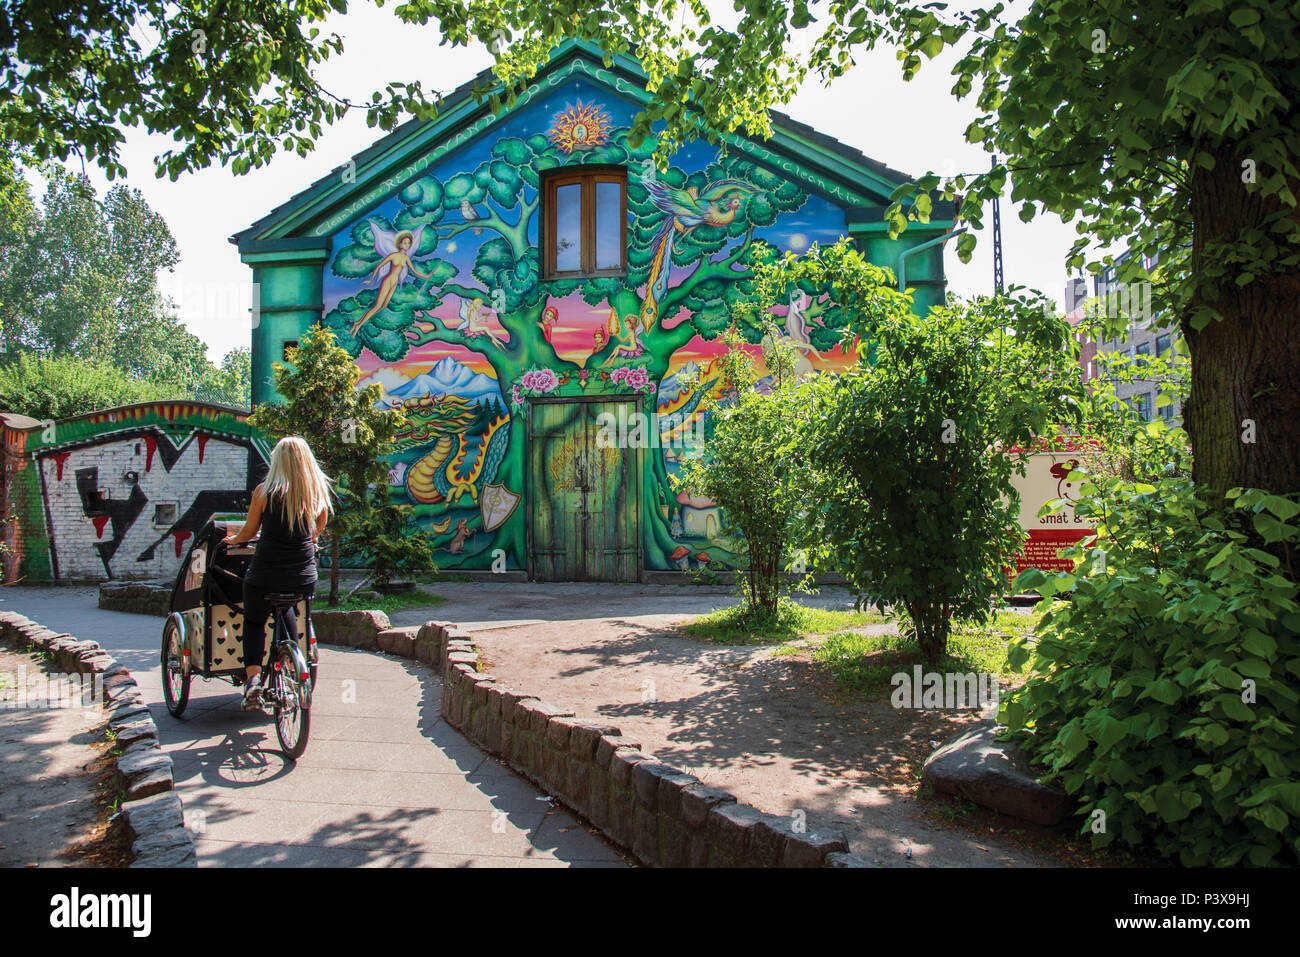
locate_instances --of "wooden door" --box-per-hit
[529,398,639,582]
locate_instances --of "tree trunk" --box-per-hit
[1185,145,1300,495]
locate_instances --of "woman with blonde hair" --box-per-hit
[224,436,333,709]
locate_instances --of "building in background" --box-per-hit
[1064,249,1185,423]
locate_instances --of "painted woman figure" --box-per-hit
[606,309,644,361]
[351,221,431,336]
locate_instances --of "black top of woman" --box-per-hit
[250,490,316,577]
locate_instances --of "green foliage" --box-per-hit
[0,352,187,419]
[673,325,815,617]
[416,2,1300,493]
[249,324,435,600]
[682,597,887,645]
[1005,479,1300,866]
[747,242,1083,663]
[0,1,346,187]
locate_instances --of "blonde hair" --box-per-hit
[263,436,333,533]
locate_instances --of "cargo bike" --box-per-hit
[160,516,319,759]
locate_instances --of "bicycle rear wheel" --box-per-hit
[273,646,311,760]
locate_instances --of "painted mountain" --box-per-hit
[384,356,503,407]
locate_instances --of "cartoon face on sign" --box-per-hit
[1049,459,1082,501]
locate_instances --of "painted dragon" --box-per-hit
[393,394,511,509]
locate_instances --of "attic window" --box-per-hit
[542,168,626,279]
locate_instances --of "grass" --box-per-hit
[681,597,888,645]
[316,588,446,615]
[809,610,1042,694]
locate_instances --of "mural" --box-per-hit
[6,403,266,581]
[319,79,861,575]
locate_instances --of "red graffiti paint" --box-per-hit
[92,515,110,538]
[142,435,157,472]
[197,434,209,463]
[173,530,192,558]
[52,452,72,481]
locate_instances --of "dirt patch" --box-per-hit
[472,613,1086,867]
[0,647,132,867]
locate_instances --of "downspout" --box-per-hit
[897,227,967,291]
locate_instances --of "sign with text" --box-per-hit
[1009,452,1097,576]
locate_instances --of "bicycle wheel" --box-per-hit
[161,614,191,717]
[273,646,311,760]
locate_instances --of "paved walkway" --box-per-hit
[0,586,626,868]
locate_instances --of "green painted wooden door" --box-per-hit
[529,399,639,582]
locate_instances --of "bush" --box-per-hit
[0,352,183,419]
[1004,478,1300,866]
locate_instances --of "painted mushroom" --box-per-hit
[695,552,711,570]
[669,545,691,572]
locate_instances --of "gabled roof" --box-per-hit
[232,38,932,250]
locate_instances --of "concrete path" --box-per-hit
[0,646,106,867]
[0,586,626,868]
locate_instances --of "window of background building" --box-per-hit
[1135,341,1151,366]
[542,168,627,279]
[1134,393,1153,421]
[1156,333,1171,357]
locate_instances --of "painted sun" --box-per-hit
[547,100,612,153]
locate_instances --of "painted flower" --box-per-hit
[609,367,628,385]
[511,384,524,407]
[521,369,560,393]
[623,367,650,392]
[577,368,590,381]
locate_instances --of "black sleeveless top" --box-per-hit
[248,488,316,581]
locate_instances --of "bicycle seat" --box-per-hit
[264,592,308,604]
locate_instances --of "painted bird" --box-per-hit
[640,177,760,327]
[460,198,485,235]
[642,178,758,233]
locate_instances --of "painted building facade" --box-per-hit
[3,403,268,582]
[235,40,952,581]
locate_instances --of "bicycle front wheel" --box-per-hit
[273,646,311,760]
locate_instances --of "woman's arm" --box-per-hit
[313,507,327,544]
[224,485,266,545]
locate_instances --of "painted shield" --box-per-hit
[479,483,521,532]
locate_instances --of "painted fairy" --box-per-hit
[447,294,507,349]
[351,221,431,336]
[604,308,644,362]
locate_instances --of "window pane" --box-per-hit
[1156,334,1170,356]
[554,183,582,272]
[594,180,623,270]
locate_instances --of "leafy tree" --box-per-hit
[0,164,212,380]
[673,323,808,618]
[249,324,435,603]
[0,352,187,420]
[405,2,1300,497]
[0,1,349,188]
[758,241,1082,662]
[194,347,254,409]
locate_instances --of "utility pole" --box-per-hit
[991,153,1004,294]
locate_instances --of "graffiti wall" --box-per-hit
[6,403,267,581]
[318,79,860,575]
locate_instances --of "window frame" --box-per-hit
[541,166,627,280]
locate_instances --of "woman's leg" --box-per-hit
[241,584,272,679]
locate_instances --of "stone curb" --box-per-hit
[339,615,870,868]
[98,579,172,617]
[0,610,197,867]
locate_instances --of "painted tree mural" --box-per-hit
[320,92,854,572]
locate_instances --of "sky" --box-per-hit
[49,0,1083,364]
